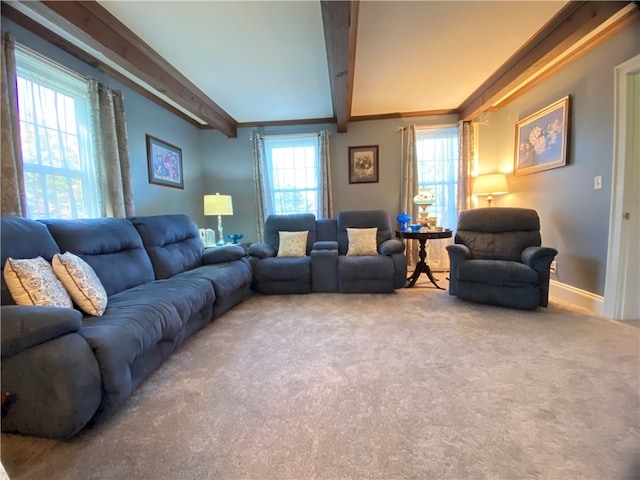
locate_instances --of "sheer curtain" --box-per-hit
[89,79,134,217]
[1,32,26,217]
[457,120,475,213]
[251,132,271,241]
[400,124,419,267]
[318,129,333,219]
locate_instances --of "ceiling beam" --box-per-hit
[11,0,238,137]
[321,0,358,133]
[458,1,633,121]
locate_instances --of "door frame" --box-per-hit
[603,54,640,320]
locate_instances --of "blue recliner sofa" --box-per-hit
[249,210,407,294]
[1,214,252,438]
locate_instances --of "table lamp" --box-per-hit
[472,173,509,207]
[204,193,233,245]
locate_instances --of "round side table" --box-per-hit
[396,230,453,289]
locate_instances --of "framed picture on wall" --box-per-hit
[348,145,379,184]
[514,95,570,176]
[146,134,184,189]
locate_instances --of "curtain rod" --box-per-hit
[252,132,324,140]
[396,123,457,132]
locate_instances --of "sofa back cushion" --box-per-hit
[41,218,155,296]
[1,217,61,305]
[264,214,317,255]
[455,207,541,261]
[130,214,203,279]
[336,210,392,256]
[316,218,337,242]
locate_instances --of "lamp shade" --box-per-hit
[472,173,509,196]
[204,194,233,216]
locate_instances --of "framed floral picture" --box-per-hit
[146,134,184,189]
[514,96,569,176]
[348,145,379,184]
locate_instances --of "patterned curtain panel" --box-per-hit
[89,79,134,218]
[318,129,333,219]
[400,124,419,267]
[1,32,26,217]
[457,120,475,213]
[251,132,271,242]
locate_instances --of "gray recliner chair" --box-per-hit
[446,207,557,310]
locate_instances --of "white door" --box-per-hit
[604,55,640,321]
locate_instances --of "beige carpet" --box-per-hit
[2,279,639,480]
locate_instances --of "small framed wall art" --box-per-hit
[348,145,379,184]
[146,134,184,189]
[514,95,570,176]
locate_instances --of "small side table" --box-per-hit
[396,230,453,289]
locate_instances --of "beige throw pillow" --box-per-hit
[277,231,309,258]
[53,252,108,316]
[4,256,73,308]
[346,227,379,256]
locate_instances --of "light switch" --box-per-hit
[594,176,602,190]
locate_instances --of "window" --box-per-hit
[416,126,459,229]
[15,45,99,219]
[264,134,320,216]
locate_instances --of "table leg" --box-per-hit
[405,237,445,290]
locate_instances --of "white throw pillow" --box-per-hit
[346,227,379,256]
[53,252,108,316]
[277,231,309,258]
[3,256,73,308]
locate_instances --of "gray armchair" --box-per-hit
[446,207,557,310]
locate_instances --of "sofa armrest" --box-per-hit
[312,240,338,251]
[380,239,404,255]
[445,244,471,296]
[202,245,246,265]
[522,246,558,271]
[248,242,276,259]
[1,306,83,358]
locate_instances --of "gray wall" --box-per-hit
[476,19,640,296]
[202,114,458,243]
[3,18,206,220]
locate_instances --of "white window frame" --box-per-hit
[415,125,459,229]
[15,44,99,220]
[264,134,320,217]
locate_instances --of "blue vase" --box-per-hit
[396,212,411,232]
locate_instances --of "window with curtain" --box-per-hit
[264,134,320,216]
[15,44,99,219]
[416,126,459,229]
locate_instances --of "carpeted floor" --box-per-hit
[2,279,639,480]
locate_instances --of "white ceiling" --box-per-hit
[98,0,567,124]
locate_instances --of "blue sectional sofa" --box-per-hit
[1,214,252,438]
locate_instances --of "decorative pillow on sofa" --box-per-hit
[53,252,108,316]
[346,227,378,256]
[3,256,73,308]
[277,231,309,258]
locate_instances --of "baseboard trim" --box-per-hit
[549,279,604,316]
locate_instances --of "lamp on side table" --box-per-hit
[204,193,233,245]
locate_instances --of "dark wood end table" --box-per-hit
[396,230,453,289]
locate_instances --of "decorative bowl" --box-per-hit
[409,224,422,232]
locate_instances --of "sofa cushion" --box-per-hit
[53,252,108,316]
[41,218,155,297]
[80,275,215,410]
[277,231,309,257]
[4,257,73,308]
[130,214,203,280]
[1,217,60,306]
[178,258,252,306]
[336,210,392,255]
[458,259,539,287]
[264,214,316,254]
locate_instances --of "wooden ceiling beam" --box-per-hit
[458,1,633,121]
[12,0,238,137]
[321,0,358,133]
